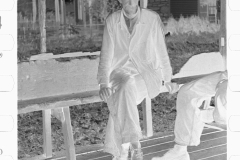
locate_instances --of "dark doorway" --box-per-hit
[170,0,198,18]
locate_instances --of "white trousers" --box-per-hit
[103,68,148,156]
[174,72,227,146]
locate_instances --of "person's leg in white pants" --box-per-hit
[152,83,214,160]
[174,85,212,146]
[103,68,148,159]
[152,71,227,160]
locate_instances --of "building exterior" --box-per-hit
[17,0,219,28]
[147,0,219,23]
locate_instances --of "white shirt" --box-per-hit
[121,7,141,76]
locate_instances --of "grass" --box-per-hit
[165,15,220,35]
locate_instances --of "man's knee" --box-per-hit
[119,77,135,91]
[177,85,192,100]
[177,85,198,110]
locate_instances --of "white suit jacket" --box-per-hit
[97,8,172,98]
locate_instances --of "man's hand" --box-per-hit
[165,82,179,94]
[99,86,112,102]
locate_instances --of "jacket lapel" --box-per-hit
[129,8,146,52]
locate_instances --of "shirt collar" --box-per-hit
[119,6,143,29]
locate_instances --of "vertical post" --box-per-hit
[60,0,66,25]
[206,5,209,21]
[88,0,93,31]
[142,97,153,137]
[43,109,52,158]
[62,107,76,160]
[52,108,76,160]
[197,0,200,16]
[38,0,47,53]
[78,0,83,20]
[55,0,60,23]
[83,0,87,28]
[103,0,107,21]
[32,0,37,30]
[52,107,76,160]
[220,0,227,70]
[74,0,78,24]
[140,0,148,8]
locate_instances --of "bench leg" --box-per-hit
[142,97,153,137]
[52,107,76,160]
[43,109,52,158]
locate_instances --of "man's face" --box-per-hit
[119,0,139,16]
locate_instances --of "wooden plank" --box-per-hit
[143,134,226,160]
[73,130,226,160]
[142,97,153,137]
[18,90,100,114]
[205,122,227,131]
[198,153,226,160]
[55,0,60,23]
[38,129,223,160]
[141,128,223,148]
[143,132,226,157]
[61,107,76,160]
[220,0,226,70]
[188,137,226,153]
[42,109,52,158]
[32,0,37,29]
[38,0,46,53]
[76,130,225,160]
[171,73,218,84]
[29,51,100,61]
[189,144,226,160]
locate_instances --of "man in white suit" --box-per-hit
[152,71,228,160]
[97,0,174,159]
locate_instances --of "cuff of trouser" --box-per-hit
[122,133,142,144]
[175,139,200,146]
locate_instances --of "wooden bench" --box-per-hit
[18,52,225,160]
[18,52,159,160]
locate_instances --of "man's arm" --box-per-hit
[97,16,115,102]
[97,16,115,87]
[153,15,173,84]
